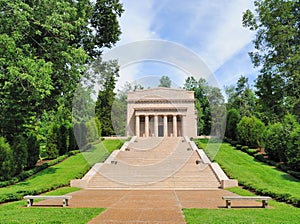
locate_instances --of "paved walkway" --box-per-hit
[36,189,262,223]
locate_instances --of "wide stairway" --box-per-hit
[82,137,221,190]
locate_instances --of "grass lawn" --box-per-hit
[0,139,125,203]
[0,187,104,224]
[184,187,300,224]
[183,140,300,223]
[196,140,300,205]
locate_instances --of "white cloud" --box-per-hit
[118,0,158,44]
[110,0,256,89]
[184,0,255,72]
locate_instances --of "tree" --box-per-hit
[0,0,124,167]
[287,126,300,171]
[264,122,286,162]
[225,109,241,141]
[0,137,14,180]
[237,116,265,148]
[94,59,119,136]
[225,76,257,118]
[12,135,28,174]
[243,0,300,121]
[26,134,40,168]
[158,76,171,88]
[207,87,226,137]
[183,76,224,136]
[112,82,144,136]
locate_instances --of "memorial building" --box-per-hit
[126,88,197,137]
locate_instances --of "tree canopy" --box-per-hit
[243,0,300,122]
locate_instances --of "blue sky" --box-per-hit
[110,0,259,91]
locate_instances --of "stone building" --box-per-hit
[126,88,197,137]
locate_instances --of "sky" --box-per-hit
[107,0,259,91]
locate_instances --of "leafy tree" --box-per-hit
[243,0,300,121]
[225,109,241,141]
[12,135,28,174]
[0,137,14,180]
[26,134,40,168]
[264,114,299,166]
[207,87,226,137]
[264,122,286,162]
[225,76,257,118]
[0,0,124,169]
[158,75,171,88]
[287,126,300,171]
[112,82,144,136]
[183,76,212,135]
[94,59,119,136]
[237,116,265,148]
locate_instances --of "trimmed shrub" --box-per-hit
[237,116,265,148]
[286,126,300,171]
[264,122,286,162]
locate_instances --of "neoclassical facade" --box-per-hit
[127,88,197,137]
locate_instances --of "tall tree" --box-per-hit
[158,75,171,88]
[243,0,300,121]
[0,0,124,171]
[94,59,119,136]
[225,76,257,118]
[112,82,144,136]
[183,76,225,136]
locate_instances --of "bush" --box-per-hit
[12,135,28,175]
[264,122,286,162]
[225,109,240,141]
[286,126,300,171]
[237,116,265,148]
[26,134,40,168]
[0,137,14,181]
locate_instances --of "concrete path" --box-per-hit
[35,189,262,223]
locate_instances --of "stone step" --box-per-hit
[83,137,222,190]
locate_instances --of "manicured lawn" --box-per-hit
[184,187,300,224]
[195,140,300,205]
[184,140,300,223]
[0,187,104,224]
[0,139,125,203]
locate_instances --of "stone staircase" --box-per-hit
[75,137,222,190]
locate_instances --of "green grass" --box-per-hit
[183,140,300,223]
[217,143,300,203]
[0,139,125,203]
[0,187,104,224]
[184,187,300,224]
[184,202,300,224]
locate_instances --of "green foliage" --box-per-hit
[225,76,257,118]
[12,135,28,174]
[264,122,286,162]
[26,134,40,168]
[237,116,265,148]
[243,0,300,122]
[286,126,300,171]
[45,123,59,159]
[0,140,120,204]
[158,75,171,87]
[184,76,225,136]
[0,0,124,179]
[94,59,120,136]
[0,137,14,180]
[225,109,241,141]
